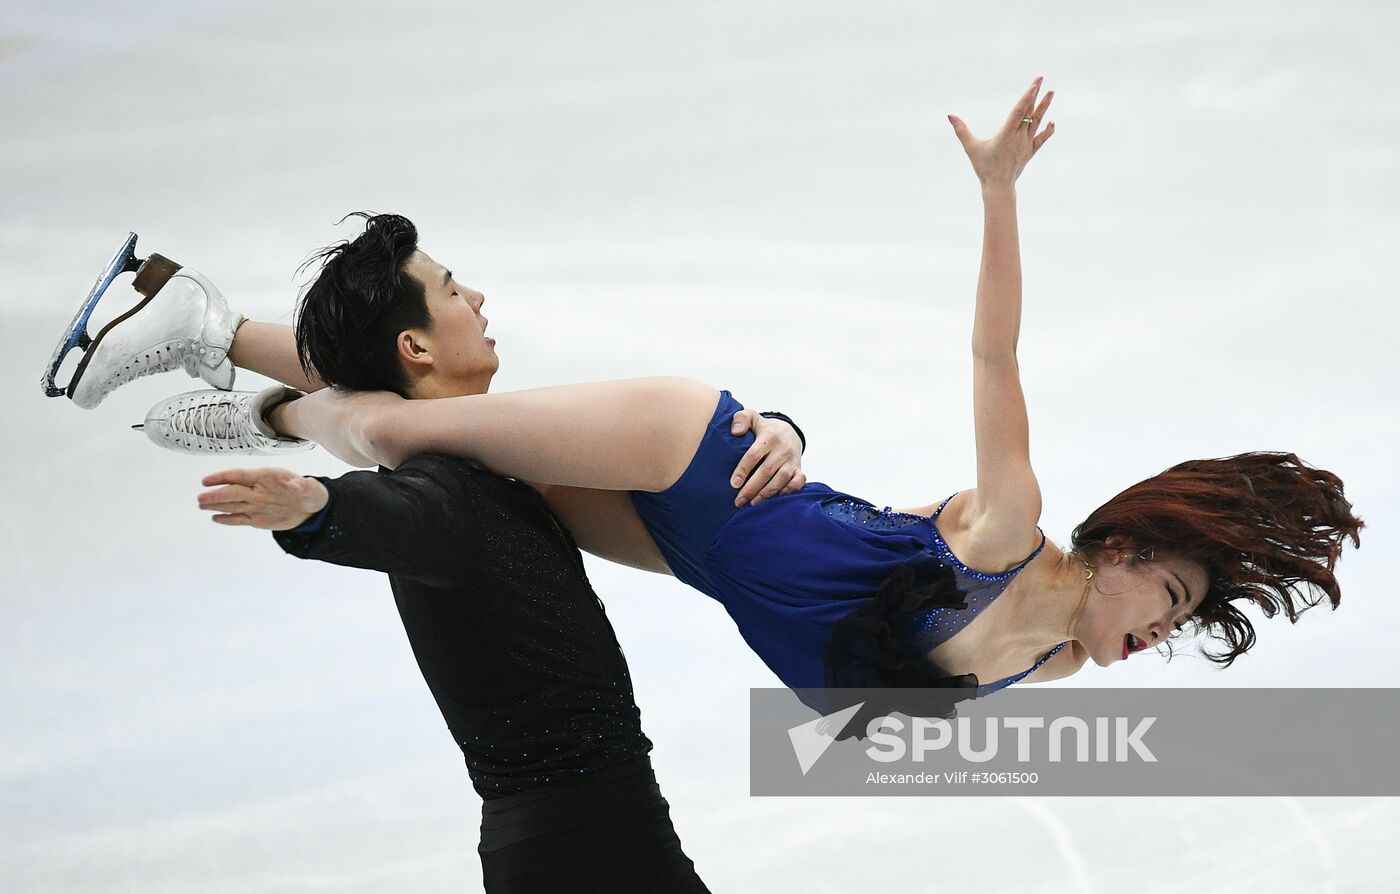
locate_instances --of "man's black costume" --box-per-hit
[274,453,709,892]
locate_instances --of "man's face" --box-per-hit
[403,250,499,396]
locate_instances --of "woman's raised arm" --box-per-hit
[949,75,1054,355]
[947,77,1055,529]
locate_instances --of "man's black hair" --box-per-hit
[293,211,429,396]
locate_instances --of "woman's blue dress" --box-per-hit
[629,391,1066,701]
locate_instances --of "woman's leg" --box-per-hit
[273,376,722,493]
[532,483,673,574]
[225,319,694,567]
[227,321,325,393]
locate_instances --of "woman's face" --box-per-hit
[1079,543,1211,667]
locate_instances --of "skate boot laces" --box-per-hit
[169,395,265,450]
[98,339,198,398]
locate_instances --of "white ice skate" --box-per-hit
[137,386,313,456]
[41,233,247,409]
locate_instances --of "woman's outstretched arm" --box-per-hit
[948,77,1055,531]
[270,376,723,492]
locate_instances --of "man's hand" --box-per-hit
[198,468,330,530]
[727,409,808,508]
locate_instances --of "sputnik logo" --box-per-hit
[787,702,866,775]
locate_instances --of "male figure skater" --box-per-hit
[45,215,809,891]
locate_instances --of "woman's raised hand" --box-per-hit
[948,76,1055,189]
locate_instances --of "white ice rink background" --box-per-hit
[2,1,1397,891]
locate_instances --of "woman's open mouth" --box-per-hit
[1122,633,1147,659]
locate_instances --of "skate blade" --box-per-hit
[131,424,145,431]
[41,233,142,398]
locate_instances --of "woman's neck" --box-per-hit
[997,541,1090,658]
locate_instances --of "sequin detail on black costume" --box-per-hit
[271,455,653,799]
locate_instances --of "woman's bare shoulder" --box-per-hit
[892,488,1046,574]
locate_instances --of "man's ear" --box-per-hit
[397,329,434,371]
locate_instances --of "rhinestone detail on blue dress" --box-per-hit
[822,490,1060,694]
[821,492,1046,581]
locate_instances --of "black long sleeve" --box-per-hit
[274,456,494,586]
[272,453,652,799]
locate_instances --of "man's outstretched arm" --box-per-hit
[199,455,487,584]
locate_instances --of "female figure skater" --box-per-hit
[75,77,1366,714]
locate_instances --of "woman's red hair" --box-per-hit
[1068,451,1364,666]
